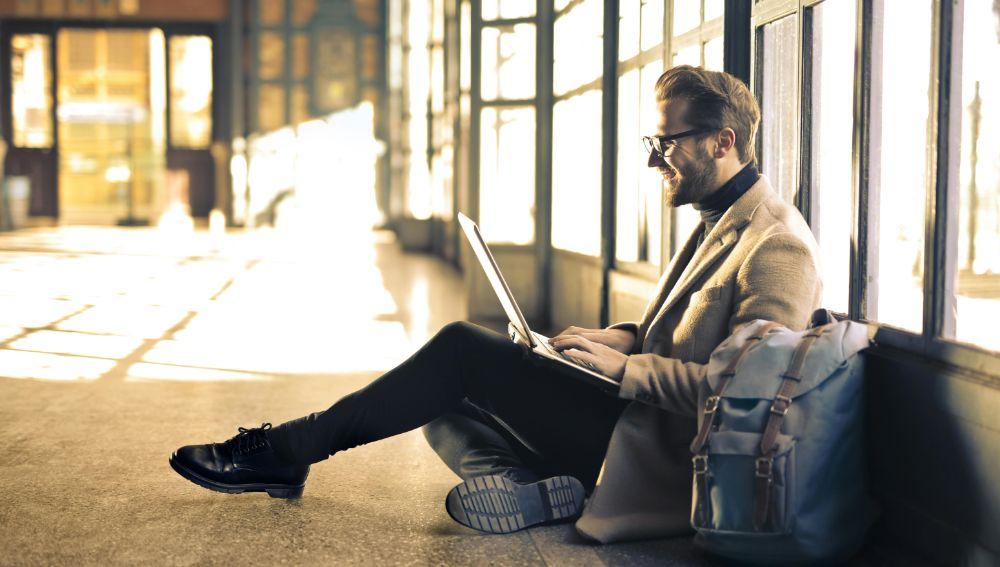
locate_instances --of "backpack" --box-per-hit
[689,309,875,564]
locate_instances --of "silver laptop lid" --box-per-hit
[457,212,537,348]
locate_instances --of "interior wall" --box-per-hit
[866,350,1000,565]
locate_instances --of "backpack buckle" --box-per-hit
[755,457,773,479]
[692,454,709,475]
[704,395,720,414]
[770,395,792,416]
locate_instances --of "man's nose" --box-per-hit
[647,150,664,168]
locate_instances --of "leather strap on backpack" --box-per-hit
[752,322,836,530]
[689,321,783,526]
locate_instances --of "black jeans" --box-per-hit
[267,321,629,490]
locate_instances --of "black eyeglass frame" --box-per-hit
[641,128,716,157]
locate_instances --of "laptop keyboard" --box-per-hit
[534,332,598,371]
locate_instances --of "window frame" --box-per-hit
[613,0,669,276]
[751,0,998,373]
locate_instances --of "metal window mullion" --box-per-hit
[283,0,292,125]
[795,2,811,223]
[599,0,619,328]
[554,77,603,101]
[665,0,675,263]
[724,0,752,84]
[850,0,881,321]
[468,0,482,226]
[924,0,961,340]
[536,0,554,329]
[481,16,536,27]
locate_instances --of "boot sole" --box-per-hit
[445,474,585,534]
[169,453,305,499]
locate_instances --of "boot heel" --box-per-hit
[265,485,304,499]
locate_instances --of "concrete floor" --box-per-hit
[0,225,724,566]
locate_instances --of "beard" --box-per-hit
[662,147,718,207]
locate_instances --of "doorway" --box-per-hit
[56,28,166,225]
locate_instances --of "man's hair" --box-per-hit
[654,65,760,165]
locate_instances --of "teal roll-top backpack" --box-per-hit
[690,309,876,564]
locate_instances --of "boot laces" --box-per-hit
[230,422,272,455]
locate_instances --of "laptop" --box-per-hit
[457,212,621,394]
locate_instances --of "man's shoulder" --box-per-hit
[744,189,817,250]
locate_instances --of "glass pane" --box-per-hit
[952,0,1000,350]
[552,90,603,256]
[672,0,700,36]
[480,107,535,243]
[258,31,285,80]
[481,24,536,100]
[292,33,309,80]
[619,0,640,62]
[674,203,700,253]
[704,0,724,21]
[169,35,213,149]
[616,70,641,263]
[258,84,286,132]
[810,0,856,314]
[554,0,603,96]
[704,35,724,71]
[482,0,535,20]
[640,59,664,264]
[461,1,472,90]
[291,0,317,26]
[760,14,798,204]
[641,0,664,51]
[874,0,932,332]
[260,0,285,25]
[11,34,53,148]
[291,84,309,124]
[672,43,700,66]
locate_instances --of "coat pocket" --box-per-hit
[691,430,796,535]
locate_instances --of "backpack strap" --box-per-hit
[753,322,836,530]
[689,321,783,526]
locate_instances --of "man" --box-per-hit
[169,66,821,542]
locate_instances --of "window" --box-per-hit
[551,0,604,256]
[669,0,726,255]
[168,35,213,149]
[478,13,537,243]
[950,0,1000,350]
[407,0,433,219]
[481,24,536,100]
[11,34,53,148]
[758,14,798,206]
[616,0,667,267]
[480,107,535,244]
[807,0,856,314]
[482,0,534,21]
[871,0,934,333]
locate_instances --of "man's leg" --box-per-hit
[422,400,544,485]
[266,320,625,477]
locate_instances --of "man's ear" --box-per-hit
[714,128,736,158]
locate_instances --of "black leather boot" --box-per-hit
[169,423,309,498]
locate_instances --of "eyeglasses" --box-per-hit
[642,128,715,158]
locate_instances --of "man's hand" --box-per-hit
[549,326,635,354]
[548,334,628,382]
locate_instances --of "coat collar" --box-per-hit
[641,176,774,349]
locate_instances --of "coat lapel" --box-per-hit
[641,177,773,349]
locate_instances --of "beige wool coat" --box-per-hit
[575,175,823,543]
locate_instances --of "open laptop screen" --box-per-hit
[457,212,534,346]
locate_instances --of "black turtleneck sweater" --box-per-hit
[693,162,759,244]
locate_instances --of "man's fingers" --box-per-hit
[564,348,598,368]
[551,335,597,353]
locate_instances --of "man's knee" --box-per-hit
[436,320,476,341]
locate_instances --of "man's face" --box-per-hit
[648,99,718,207]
